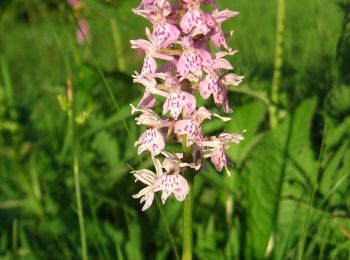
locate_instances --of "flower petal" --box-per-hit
[136,129,165,155]
[177,49,203,82]
[210,145,229,175]
[180,8,214,36]
[154,173,190,203]
[155,23,180,48]
[174,119,203,147]
[138,91,156,109]
[163,91,196,119]
[141,55,157,75]
[199,72,219,99]
[132,169,157,185]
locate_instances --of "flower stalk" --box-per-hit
[270,0,285,128]
[67,77,88,260]
[182,171,194,260]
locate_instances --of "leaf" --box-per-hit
[319,115,350,206]
[196,216,218,260]
[82,98,139,139]
[327,85,350,117]
[125,219,143,260]
[226,99,267,166]
[228,84,270,106]
[91,130,120,168]
[320,139,350,196]
[0,0,12,19]
[243,98,317,258]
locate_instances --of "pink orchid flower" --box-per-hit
[148,3,180,48]
[132,156,163,211]
[199,52,243,113]
[174,107,230,147]
[222,73,244,87]
[135,1,180,48]
[180,1,214,37]
[135,129,166,156]
[131,105,171,155]
[211,9,239,50]
[153,152,193,203]
[132,72,168,108]
[131,28,174,76]
[153,170,189,203]
[199,55,234,113]
[162,152,201,172]
[199,70,232,113]
[177,37,213,82]
[162,77,196,119]
[130,0,244,211]
[203,132,245,176]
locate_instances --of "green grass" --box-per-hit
[1,0,350,259]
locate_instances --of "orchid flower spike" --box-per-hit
[130,0,244,210]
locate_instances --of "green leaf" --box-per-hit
[243,98,317,258]
[328,85,350,116]
[226,99,267,166]
[91,130,120,168]
[196,216,218,260]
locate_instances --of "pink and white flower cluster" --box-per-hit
[130,0,245,211]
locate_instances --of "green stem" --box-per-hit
[69,78,88,260]
[182,172,194,260]
[270,0,285,128]
[110,19,126,72]
[74,143,88,260]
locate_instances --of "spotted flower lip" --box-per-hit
[177,37,213,82]
[153,171,190,203]
[131,105,172,155]
[202,131,246,176]
[180,1,214,37]
[161,76,197,119]
[132,154,194,208]
[199,70,232,113]
[163,90,196,120]
[130,0,244,210]
[153,152,194,203]
[135,129,166,155]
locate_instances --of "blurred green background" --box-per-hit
[1,0,350,259]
